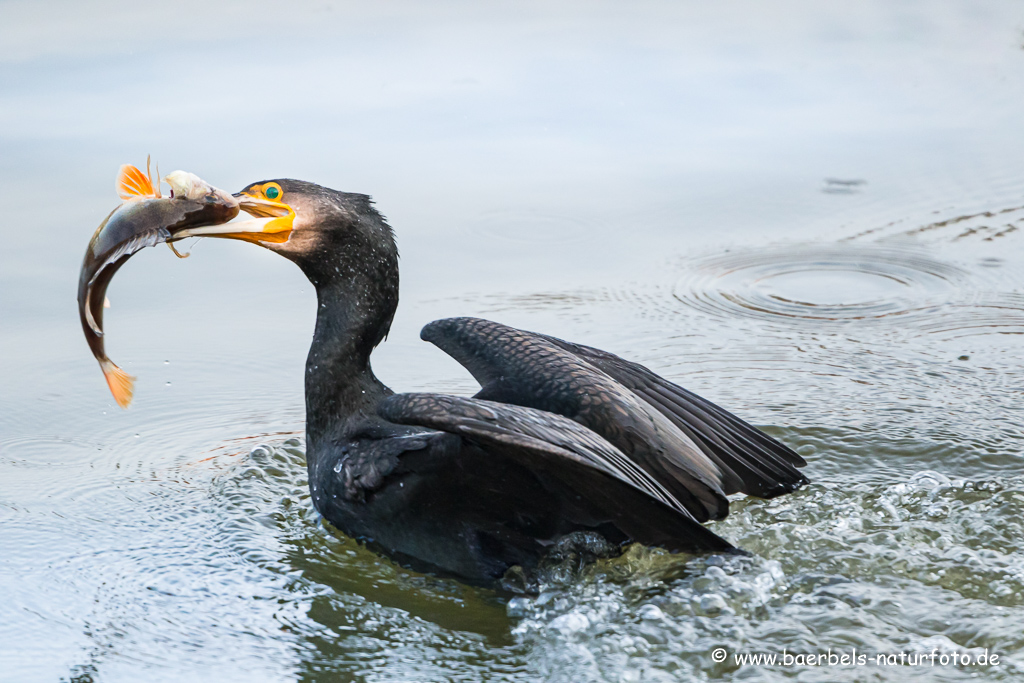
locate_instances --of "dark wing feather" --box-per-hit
[419,317,807,514]
[332,433,433,502]
[539,335,810,498]
[420,317,733,522]
[379,392,738,554]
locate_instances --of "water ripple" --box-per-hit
[911,293,1024,340]
[672,244,970,327]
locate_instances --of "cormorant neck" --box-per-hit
[299,225,399,448]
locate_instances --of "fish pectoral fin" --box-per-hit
[167,241,190,258]
[116,164,158,200]
[101,361,135,408]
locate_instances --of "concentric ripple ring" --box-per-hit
[673,244,970,326]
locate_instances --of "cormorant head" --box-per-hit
[172,178,397,283]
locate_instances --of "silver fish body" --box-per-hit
[78,171,238,406]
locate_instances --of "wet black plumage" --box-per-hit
[245,179,809,584]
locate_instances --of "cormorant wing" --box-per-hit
[378,392,738,554]
[419,317,738,522]
[418,317,807,519]
[538,335,810,498]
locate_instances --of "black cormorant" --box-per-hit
[172,179,809,583]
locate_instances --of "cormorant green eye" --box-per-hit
[265,185,281,200]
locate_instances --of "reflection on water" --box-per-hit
[3,0,1024,681]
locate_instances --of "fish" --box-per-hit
[78,159,239,407]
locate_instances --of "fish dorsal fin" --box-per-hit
[116,159,160,200]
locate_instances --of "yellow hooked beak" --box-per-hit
[171,190,294,244]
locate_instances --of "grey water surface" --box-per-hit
[2,1,1023,681]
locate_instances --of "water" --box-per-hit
[2,1,1024,681]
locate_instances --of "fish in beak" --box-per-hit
[170,184,294,244]
[77,160,239,407]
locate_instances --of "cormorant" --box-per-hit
[172,179,809,584]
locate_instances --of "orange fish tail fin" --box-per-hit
[116,163,158,200]
[101,360,136,408]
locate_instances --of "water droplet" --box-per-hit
[164,360,169,365]
[637,604,664,621]
[706,565,727,580]
[699,594,728,614]
[165,381,172,386]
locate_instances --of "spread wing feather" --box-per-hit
[381,393,686,514]
[539,335,810,498]
[420,317,734,521]
[417,317,808,520]
[378,392,739,554]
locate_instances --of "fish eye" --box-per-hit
[264,183,282,201]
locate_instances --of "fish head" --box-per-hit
[163,170,241,226]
